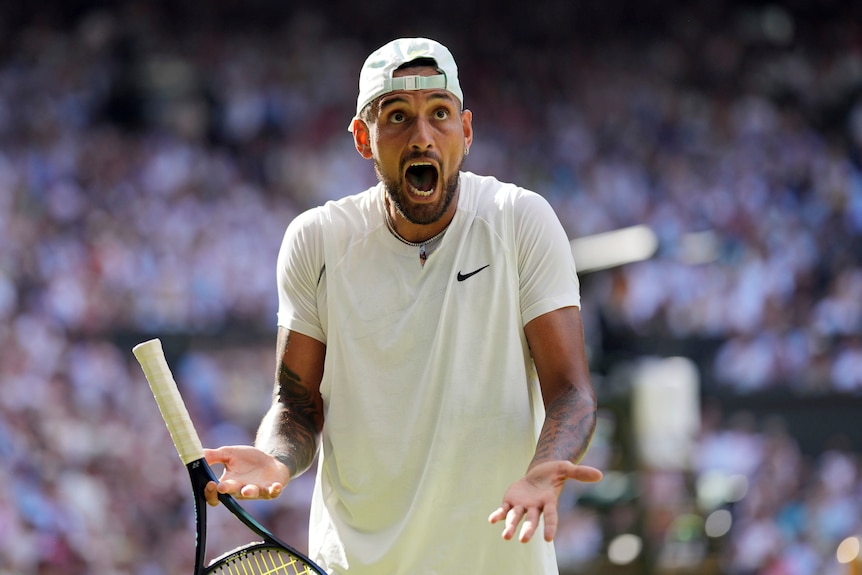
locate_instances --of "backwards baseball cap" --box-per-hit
[348,37,463,132]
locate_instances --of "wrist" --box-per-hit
[269,451,297,481]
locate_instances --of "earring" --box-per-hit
[464,146,470,156]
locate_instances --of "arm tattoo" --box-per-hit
[264,362,322,478]
[532,386,597,465]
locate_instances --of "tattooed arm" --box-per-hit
[528,306,596,467]
[256,327,326,478]
[203,327,325,506]
[488,306,602,542]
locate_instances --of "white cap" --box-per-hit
[349,37,463,132]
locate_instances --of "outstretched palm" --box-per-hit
[489,460,602,542]
[203,446,291,505]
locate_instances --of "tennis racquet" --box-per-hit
[132,338,327,575]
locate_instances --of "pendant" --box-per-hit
[419,244,427,267]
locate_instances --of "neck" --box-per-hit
[384,207,453,247]
[384,201,457,245]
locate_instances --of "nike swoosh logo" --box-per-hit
[457,265,490,282]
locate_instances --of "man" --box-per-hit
[204,37,602,574]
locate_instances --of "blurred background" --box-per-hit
[1,0,861,573]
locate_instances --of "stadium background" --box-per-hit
[1,0,861,573]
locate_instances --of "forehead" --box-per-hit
[378,89,460,111]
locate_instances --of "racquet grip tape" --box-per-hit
[133,338,205,465]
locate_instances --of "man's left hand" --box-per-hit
[488,460,603,543]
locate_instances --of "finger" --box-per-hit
[217,479,244,496]
[502,506,525,541]
[203,447,229,466]
[542,503,559,542]
[204,481,221,506]
[236,483,283,500]
[239,484,262,499]
[518,507,541,543]
[488,503,511,525]
[266,482,284,499]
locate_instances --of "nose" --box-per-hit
[409,116,434,151]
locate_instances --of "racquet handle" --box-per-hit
[133,338,205,465]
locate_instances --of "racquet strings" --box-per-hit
[208,545,318,575]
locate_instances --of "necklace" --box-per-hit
[384,208,450,266]
[383,209,450,247]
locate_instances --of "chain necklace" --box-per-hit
[384,208,450,266]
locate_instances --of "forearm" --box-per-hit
[530,382,597,468]
[255,401,320,479]
[255,332,324,478]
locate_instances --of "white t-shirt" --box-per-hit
[277,171,580,574]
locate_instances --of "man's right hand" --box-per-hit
[203,445,292,506]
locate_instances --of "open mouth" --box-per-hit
[405,163,439,197]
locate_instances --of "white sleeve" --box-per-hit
[514,190,581,325]
[276,207,326,343]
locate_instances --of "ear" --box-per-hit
[352,119,374,159]
[461,109,474,153]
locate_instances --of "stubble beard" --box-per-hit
[375,159,463,226]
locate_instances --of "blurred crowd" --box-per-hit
[1,0,862,573]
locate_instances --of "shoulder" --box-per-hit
[278,186,380,281]
[288,184,381,237]
[460,171,556,224]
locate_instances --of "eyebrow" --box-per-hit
[378,91,458,112]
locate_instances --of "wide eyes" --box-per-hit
[387,108,450,125]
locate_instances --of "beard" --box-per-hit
[375,155,463,226]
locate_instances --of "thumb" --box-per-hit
[563,462,603,483]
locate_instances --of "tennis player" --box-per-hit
[204,37,602,574]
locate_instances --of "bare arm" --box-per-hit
[204,327,325,505]
[489,306,602,542]
[256,326,326,478]
[527,305,597,467]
